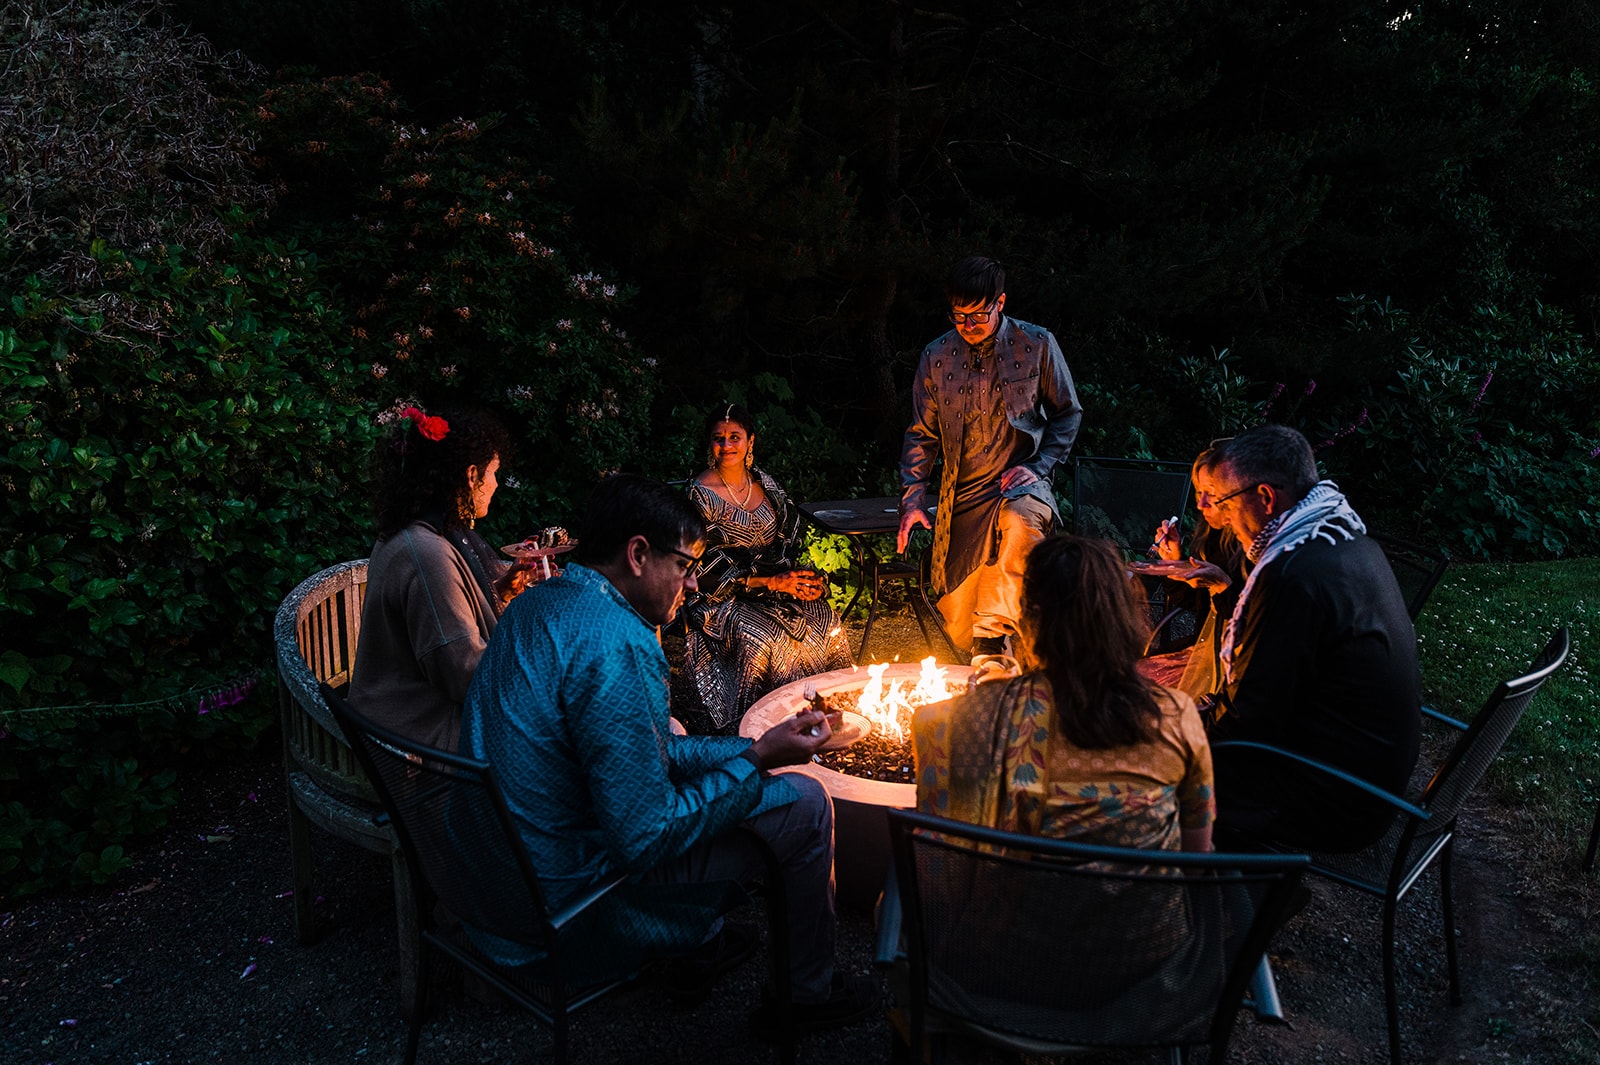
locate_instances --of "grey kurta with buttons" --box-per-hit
[899,315,1084,596]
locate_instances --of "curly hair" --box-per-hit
[371,407,511,538]
[1019,535,1164,749]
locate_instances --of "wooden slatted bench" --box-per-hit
[274,559,418,1008]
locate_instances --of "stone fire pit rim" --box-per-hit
[738,661,975,806]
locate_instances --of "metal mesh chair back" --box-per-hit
[1068,456,1192,554]
[1419,628,1570,826]
[1369,532,1449,621]
[324,687,558,951]
[888,810,1305,1056]
[1307,628,1571,896]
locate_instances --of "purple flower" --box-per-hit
[1303,379,1318,397]
[1313,407,1369,452]
[1468,370,1494,415]
[198,677,259,716]
[1262,382,1286,417]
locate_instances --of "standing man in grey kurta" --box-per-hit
[897,256,1084,654]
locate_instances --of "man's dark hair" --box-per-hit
[945,255,1005,307]
[1216,424,1320,498]
[575,474,706,565]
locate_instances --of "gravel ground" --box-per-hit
[4,608,1596,1064]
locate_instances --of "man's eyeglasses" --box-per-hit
[948,302,1000,326]
[650,541,705,577]
[1197,482,1278,509]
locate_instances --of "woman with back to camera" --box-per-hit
[679,404,853,735]
[348,405,535,752]
[913,534,1213,852]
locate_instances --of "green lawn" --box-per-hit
[1417,558,1600,830]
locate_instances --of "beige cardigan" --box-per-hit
[348,521,496,752]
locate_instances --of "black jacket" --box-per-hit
[1211,532,1422,851]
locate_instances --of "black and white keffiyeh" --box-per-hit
[1219,480,1366,683]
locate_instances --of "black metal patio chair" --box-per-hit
[1211,626,1571,1065]
[1066,455,1198,654]
[322,684,795,1065]
[1584,792,1600,873]
[874,808,1308,1064]
[1369,531,1451,621]
[1065,454,1192,554]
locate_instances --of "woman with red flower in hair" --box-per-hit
[349,406,535,751]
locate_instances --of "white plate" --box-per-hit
[501,541,579,561]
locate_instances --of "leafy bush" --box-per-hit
[0,234,373,709]
[1337,295,1600,557]
[0,227,373,896]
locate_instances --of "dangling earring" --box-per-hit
[745,445,754,470]
[705,445,716,470]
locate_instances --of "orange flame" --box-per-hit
[854,656,956,743]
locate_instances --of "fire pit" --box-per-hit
[741,658,971,912]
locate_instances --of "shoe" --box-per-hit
[656,924,760,1005]
[748,972,881,1039]
[969,635,1007,656]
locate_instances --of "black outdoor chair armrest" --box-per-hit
[547,873,633,931]
[1421,705,1469,732]
[873,859,904,968]
[1143,605,1188,657]
[1209,740,1431,822]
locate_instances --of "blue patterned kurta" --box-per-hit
[458,562,799,975]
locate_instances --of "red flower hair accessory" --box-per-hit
[400,406,449,441]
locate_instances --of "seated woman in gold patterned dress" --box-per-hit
[679,404,853,735]
[913,534,1214,852]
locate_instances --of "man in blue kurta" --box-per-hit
[898,255,1083,655]
[459,473,876,1033]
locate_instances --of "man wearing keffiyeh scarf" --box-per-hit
[1201,425,1421,853]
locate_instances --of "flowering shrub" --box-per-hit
[250,74,659,532]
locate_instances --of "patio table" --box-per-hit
[798,496,960,662]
